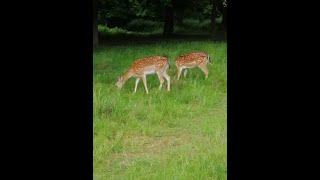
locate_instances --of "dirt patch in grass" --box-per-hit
[108,130,192,169]
[125,131,191,152]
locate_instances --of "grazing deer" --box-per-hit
[115,56,171,94]
[175,52,212,80]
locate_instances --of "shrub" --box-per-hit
[127,19,163,32]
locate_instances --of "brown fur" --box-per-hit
[115,56,170,94]
[175,52,211,80]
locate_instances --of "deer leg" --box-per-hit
[198,63,209,79]
[163,70,170,91]
[134,78,140,93]
[177,67,183,80]
[183,69,188,78]
[141,75,149,94]
[157,72,164,90]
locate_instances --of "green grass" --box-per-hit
[94,40,227,180]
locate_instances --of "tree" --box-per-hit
[163,5,174,36]
[150,0,174,37]
[218,0,227,31]
[210,0,218,34]
[205,0,227,34]
[94,0,227,40]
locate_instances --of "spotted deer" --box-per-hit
[115,56,170,94]
[175,52,212,80]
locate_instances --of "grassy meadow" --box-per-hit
[93,39,227,179]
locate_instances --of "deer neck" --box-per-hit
[121,70,132,83]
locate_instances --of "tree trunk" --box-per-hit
[210,0,218,36]
[163,6,174,37]
[218,1,227,32]
[93,0,98,46]
[176,9,183,26]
